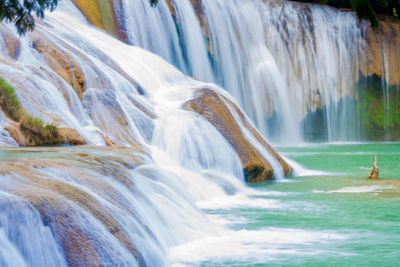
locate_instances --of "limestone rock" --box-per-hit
[184,88,292,183]
[1,161,144,266]
[6,122,86,146]
[30,32,87,99]
[71,0,128,42]
[5,123,26,146]
[364,17,400,86]
[59,128,86,145]
[0,24,21,59]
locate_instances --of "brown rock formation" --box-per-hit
[30,32,86,99]
[6,122,85,146]
[59,128,86,145]
[0,154,148,266]
[71,0,128,42]
[0,24,21,59]
[364,17,400,86]
[184,88,292,183]
[5,122,26,145]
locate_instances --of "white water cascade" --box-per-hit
[0,0,311,265]
[120,0,396,143]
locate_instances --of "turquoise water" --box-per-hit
[1,144,399,266]
[200,143,400,266]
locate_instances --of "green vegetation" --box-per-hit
[0,77,23,121]
[0,0,59,35]
[1,0,160,35]
[349,0,379,28]
[300,0,400,28]
[0,76,63,145]
[358,75,400,140]
[20,115,62,146]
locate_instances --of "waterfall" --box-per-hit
[0,0,295,265]
[0,0,398,265]
[119,0,398,143]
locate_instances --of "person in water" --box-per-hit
[368,154,379,179]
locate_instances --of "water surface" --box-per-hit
[188,143,400,266]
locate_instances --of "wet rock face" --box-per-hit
[30,32,87,100]
[6,122,85,146]
[71,0,128,42]
[83,89,133,145]
[184,88,292,183]
[0,25,21,59]
[364,17,400,86]
[83,89,154,145]
[59,128,86,145]
[244,165,270,184]
[0,148,149,266]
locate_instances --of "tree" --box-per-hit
[349,0,379,28]
[1,0,159,35]
[0,0,59,35]
[316,0,400,28]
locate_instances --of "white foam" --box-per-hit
[314,185,396,194]
[206,214,250,226]
[359,166,371,170]
[169,228,347,264]
[312,190,325,193]
[244,187,293,196]
[283,156,336,176]
[196,194,286,210]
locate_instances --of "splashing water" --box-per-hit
[119,0,396,143]
[0,0,301,265]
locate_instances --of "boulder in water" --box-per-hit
[184,88,292,183]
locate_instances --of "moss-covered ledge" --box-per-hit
[0,77,85,146]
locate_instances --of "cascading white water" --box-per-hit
[119,0,395,143]
[0,0,300,265]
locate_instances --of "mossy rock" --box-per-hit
[244,165,272,184]
[19,116,63,146]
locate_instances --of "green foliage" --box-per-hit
[0,77,23,121]
[1,0,159,35]
[19,115,62,146]
[358,75,400,140]
[349,0,379,28]
[375,0,389,8]
[318,0,337,5]
[0,76,62,145]
[0,0,59,35]
[309,0,400,28]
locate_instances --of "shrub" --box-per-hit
[19,115,62,146]
[0,77,23,121]
[0,76,64,146]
